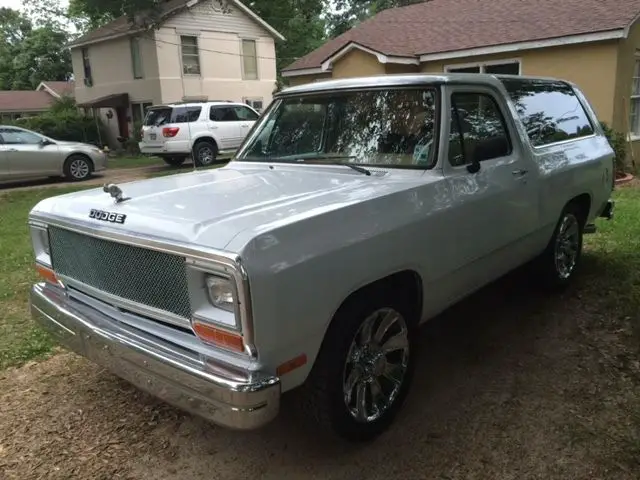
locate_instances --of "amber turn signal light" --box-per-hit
[192,321,244,353]
[36,264,59,285]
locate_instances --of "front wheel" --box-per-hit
[63,154,93,181]
[300,291,416,442]
[533,205,584,290]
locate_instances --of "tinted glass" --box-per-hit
[234,105,259,121]
[172,106,201,123]
[449,92,512,166]
[210,107,238,122]
[238,88,438,168]
[0,128,42,145]
[500,78,594,147]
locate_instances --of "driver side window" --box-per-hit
[448,92,512,167]
[0,128,42,145]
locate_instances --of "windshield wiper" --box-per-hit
[296,155,372,176]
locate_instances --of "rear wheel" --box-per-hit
[533,204,584,290]
[299,289,417,442]
[162,156,186,167]
[63,154,93,181]
[193,141,217,167]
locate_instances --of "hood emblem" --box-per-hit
[103,183,130,204]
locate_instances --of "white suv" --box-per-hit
[139,101,260,167]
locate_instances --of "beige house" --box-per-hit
[68,0,284,147]
[283,0,640,161]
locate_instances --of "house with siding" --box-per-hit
[283,0,640,159]
[67,0,284,147]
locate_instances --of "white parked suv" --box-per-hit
[139,101,260,167]
[30,74,614,442]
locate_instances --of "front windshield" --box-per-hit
[236,87,438,168]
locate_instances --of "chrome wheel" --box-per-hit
[554,214,580,279]
[342,307,410,423]
[70,158,90,179]
[197,145,215,165]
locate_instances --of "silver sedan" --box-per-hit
[0,125,108,182]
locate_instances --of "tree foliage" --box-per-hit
[0,8,72,90]
[327,0,425,37]
[12,97,107,145]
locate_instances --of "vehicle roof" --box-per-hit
[150,101,250,109]
[278,73,572,96]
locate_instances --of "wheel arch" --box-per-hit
[191,134,219,150]
[565,192,591,227]
[309,269,424,371]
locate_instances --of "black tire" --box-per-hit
[193,140,218,167]
[298,286,417,442]
[532,203,584,291]
[162,156,186,167]
[63,154,93,181]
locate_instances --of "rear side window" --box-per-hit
[210,107,239,122]
[500,78,594,147]
[144,106,201,126]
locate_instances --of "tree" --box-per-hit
[326,0,425,37]
[0,8,72,90]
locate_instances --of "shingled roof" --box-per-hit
[283,0,640,73]
[0,91,55,112]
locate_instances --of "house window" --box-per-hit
[244,97,264,112]
[242,39,258,80]
[82,47,93,86]
[180,36,201,75]
[130,37,144,79]
[630,57,640,136]
[446,60,520,75]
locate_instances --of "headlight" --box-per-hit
[206,276,235,312]
[30,224,51,266]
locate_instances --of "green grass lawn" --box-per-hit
[0,183,638,370]
[0,187,87,369]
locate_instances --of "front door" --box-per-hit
[0,127,61,179]
[438,86,538,302]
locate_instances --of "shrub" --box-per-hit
[12,97,108,147]
[600,121,627,175]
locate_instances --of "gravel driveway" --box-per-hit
[2,260,638,480]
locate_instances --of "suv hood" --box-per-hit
[31,163,427,251]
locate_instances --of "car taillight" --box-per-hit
[163,127,180,137]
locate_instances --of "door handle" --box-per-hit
[512,169,528,176]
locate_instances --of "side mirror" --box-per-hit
[466,158,481,174]
[39,138,54,148]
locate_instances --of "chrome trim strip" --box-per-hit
[61,276,193,330]
[29,212,258,357]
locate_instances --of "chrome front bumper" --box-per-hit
[30,283,280,430]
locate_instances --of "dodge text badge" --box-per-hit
[89,209,126,224]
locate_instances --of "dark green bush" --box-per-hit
[12,97,108,147]
[600,121,627,174]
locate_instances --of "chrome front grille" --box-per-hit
[48,227,192,321]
